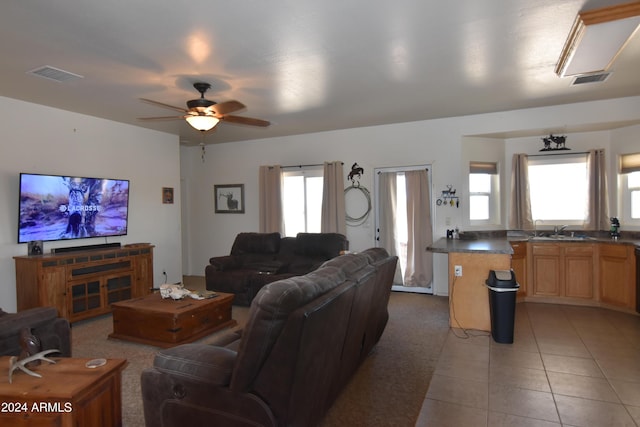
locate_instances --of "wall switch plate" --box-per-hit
[454,265,462,277]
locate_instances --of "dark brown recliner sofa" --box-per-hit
[205,232,348,306]
[141,248,398,427]
[0,306,71,357]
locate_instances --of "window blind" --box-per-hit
[620,152,640,173]
[469,161,497,174]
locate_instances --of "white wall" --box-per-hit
[180,118,462,276]
[0,96,182,312]
[180,96,640,295]
[4,95,637,310]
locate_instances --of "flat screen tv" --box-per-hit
[18,173,130,244]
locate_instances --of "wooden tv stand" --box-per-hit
[14,244,154,323]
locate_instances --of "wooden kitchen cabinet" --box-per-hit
[510,241,527,296]
[564,244,594,299]
[531,243,562,296]
[599,243,636,309]
[15,244,154,323]
[531,243,594,300]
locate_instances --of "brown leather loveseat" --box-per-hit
[205,232,348,305]
[141,248,398,427]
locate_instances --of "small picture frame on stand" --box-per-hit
[28,240,43,256]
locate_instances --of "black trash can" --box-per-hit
[486,270,519,344]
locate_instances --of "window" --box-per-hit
[282,168,323,237]
[620,152,640,222]
[629,172,640,219]
[469,174,491,220]
[528,154,587,223]
[469,161,499,224]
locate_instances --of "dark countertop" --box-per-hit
[512,235,640,247]
[427,238,514,254]
[428,235,640,255]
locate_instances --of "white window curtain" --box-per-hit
[585,149,610,230]
[378,169,432,287]
[321,161,346,234]
[509,153,534,230]
[258,165,283,233]
[378,172,403,284]
[403,170,432,287]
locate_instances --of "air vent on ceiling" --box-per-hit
[27,65,84,83]
[571,72,611,86]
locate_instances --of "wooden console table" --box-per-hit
[0,357,126,427]
[14,244,154,323]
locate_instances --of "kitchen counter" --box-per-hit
[525,236,640,246]
[428,238,512,332]
[426,236,640,331]
[427,237,513,254]
[428,235,639,255]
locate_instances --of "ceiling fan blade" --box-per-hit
[137,115,185,121]
[222,115,271,127]
[211,100,245,115]
[140,98,187,113]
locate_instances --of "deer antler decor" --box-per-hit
[8,349,59,383]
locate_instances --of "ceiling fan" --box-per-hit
[138,82,270,131]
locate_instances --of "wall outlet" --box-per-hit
[454,265,463,277]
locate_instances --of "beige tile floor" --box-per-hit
[416,302,640,427]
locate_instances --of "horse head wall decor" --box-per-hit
[348,163,364,186]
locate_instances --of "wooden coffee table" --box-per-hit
[109,292,236,347]
[0,357,126,427]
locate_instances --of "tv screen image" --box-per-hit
[18,173,130,243]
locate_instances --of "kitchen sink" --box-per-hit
[531,235,595,241]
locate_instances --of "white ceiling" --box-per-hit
[1,1,639,146]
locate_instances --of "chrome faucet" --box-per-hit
[553,225,569,236]
[533,219,542,237]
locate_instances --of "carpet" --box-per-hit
[71,289,449,427]
[320,292,450,427]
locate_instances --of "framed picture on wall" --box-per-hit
[214,184,245,213]
[162,187,174,204]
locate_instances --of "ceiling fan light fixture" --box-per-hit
[555,2,640,77]
[185,115,220,131]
